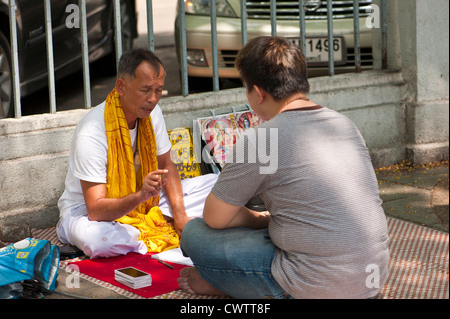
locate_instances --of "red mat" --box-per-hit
[69,252,189,298]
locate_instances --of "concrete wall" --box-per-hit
[0,112,86,240]
[387,0,449,164]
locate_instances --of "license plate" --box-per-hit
[290,37,345,65]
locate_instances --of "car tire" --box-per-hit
[187,76,213,93]
[0,31,13,119]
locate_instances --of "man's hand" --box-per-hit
[139,169,168,202]
[173,213,192,236]
[164,214,192,237]
[81,169,169,222]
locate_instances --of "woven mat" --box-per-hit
[30,217,448,299]
[382,217,448,299]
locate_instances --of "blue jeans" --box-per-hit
[180,218,291,299]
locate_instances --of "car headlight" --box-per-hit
[185,0,236,18]
[187,49,208,67]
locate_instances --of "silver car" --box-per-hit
[175,0,374,82]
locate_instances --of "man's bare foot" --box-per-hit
[177,267,228,297]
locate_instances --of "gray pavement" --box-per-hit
[377,161,449,232]
[44,161,449,300]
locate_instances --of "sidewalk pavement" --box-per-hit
[376,160,449,233]
[43,160,450,299]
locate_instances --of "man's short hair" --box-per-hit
[236,36,310,101]
[118,48,165,79]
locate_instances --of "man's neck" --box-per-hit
[128,119,138,130]
[124,111,138,129]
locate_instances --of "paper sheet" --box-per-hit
[151,248,194,266]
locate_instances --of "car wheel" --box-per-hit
[0,31,13,119]
[187,76,213,93]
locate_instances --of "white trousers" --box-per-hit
[56,174,218,258]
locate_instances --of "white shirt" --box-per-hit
[57,102,172,218]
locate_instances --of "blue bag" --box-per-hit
[0,238,60,298]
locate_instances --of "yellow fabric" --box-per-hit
[104,88,179,253]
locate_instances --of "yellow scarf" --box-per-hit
[104,88,179,253]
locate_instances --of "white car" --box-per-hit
[175,0,374,83]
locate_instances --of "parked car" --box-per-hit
[175,0,374,85]
[0,0,137,118]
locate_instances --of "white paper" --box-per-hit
[151,247,194,266]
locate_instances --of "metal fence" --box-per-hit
[4,0,387,119]
[177,0,387,96]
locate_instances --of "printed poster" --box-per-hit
[167,127,202,180]
[195,109,263,168]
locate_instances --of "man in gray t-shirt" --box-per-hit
[211,107,390,298]
[178,36,389,299]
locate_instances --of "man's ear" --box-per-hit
[253,85,266,104]
[115,78,126,96]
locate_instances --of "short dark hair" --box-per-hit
[118,48,165,79]
[236,36,310,101]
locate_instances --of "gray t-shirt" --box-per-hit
[212,107,389,299]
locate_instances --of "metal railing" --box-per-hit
[177,0,387,95]
[5,0,387,119]
[7,0,20,118]
[6,0,143,119]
